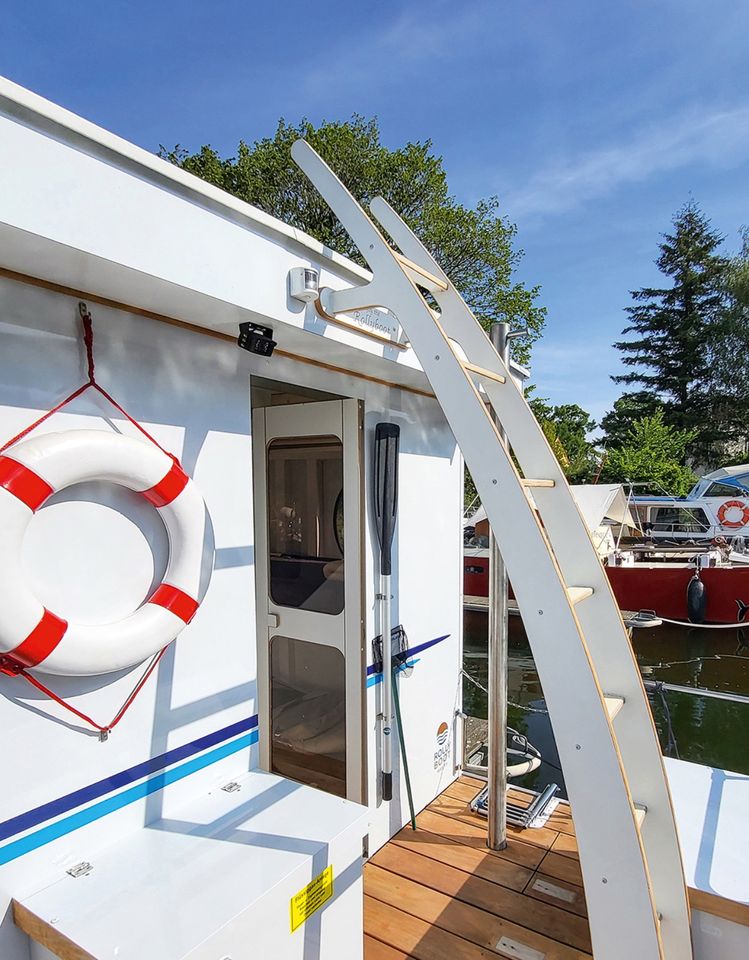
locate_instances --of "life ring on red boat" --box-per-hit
[0,430,212,677]
[717,499,749,529]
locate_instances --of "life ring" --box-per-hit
[717,499,749,529]
[0,430,212,677]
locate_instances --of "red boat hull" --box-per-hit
[464,555,749,624]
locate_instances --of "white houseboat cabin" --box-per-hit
[0,76,748,960]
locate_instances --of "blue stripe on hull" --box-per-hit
[0,714,258,842]
[0,631,450,862]
[0,729,258,866]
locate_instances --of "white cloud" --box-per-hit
[504,103,749,219]
[300,2,487,103]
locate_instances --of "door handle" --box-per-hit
[267,613,280,629]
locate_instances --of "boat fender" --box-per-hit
[0,430,212,677]
[687,574,706,625]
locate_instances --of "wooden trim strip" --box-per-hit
[13,900,96,960]
[689,886,749,927]
[0,266,434,399]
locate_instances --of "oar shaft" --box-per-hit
[381,574,393,800]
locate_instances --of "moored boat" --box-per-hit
[466,485,749,623]
[632,464,749,542]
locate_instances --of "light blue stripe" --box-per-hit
[366,658,419,687]
[0,729,258,866]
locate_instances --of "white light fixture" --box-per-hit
[288,267,320,304]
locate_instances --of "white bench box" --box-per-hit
[14,769,369,960]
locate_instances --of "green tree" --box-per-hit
[599,410,697,495]
[161,116,545,362]
[612,201,728,453]
[529,398,598,482]
[599,391,662,449]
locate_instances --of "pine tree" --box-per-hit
[612,201,728,455]
[706,229,749,459]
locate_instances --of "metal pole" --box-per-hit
[487,321,509,850]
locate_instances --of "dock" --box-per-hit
[464,595,639,622]
[464,595,522,615]
[364,775,591,959]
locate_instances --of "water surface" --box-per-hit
[463,610,749,799]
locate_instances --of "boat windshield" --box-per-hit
[649,506,711,535]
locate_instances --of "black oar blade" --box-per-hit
[373,423,400,576]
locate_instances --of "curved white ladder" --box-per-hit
[292,139,693,960]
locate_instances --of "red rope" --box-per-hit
[0,303,178,735]
[9,649,168,738]
[1,306,179,464]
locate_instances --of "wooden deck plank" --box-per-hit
[389,825,533,892]
[366,864,590,960]
[364,933,414,960]
[539,850,584,887]
[551,830,580,859]
[416,808,546,869]
[365,864,592,959]
[523,872,588,918]
[370,844,592,952]
[365,896,499,960]
[445,778,487,803]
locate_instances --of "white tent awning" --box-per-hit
[465,484,634,533]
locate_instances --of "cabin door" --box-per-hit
[253,399,364,802]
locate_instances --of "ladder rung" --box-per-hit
[604,696,625,720]
[462,361,506,385]
[567,586,594,605]
[393,250,449,293]
[634,804,647,828]
[521,478,556,488]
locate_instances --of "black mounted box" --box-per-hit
[237,322,277,357]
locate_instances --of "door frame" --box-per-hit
[252,396,366,804]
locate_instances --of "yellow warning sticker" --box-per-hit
[290,865,334,932]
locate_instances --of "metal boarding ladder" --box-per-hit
[291,139,693,960]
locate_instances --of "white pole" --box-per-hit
[487,320,509,850]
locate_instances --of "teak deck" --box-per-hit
[364,775,592,960]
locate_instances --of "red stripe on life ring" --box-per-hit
[0,457,54,511]
[4,608,68,669]
[149,584,199,623]
[141,461,189,508]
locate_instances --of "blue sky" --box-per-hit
[2,1,747,426]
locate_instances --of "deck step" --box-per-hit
[604,696,625,720]
[521,478,556,488]
[634,804,647,828]
[567,586,594,606]
[462,361,506,385]
[393,250,448,293]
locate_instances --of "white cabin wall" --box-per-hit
[0,274,463,957]
[0,278,261,959]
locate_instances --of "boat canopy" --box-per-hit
[568,483,636,531]
[689,464,749,498]
[465,483,635,534]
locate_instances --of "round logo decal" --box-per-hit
[436,722,449,746]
